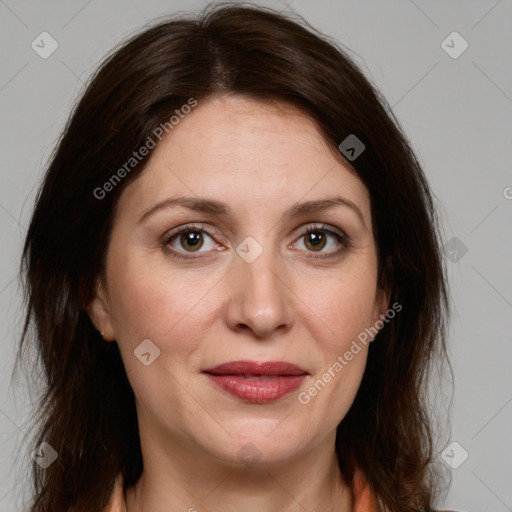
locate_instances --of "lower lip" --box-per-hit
[204,374,307,403]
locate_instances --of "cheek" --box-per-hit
[105,259,207,423]
[297,278,373,424]
[106,252,218,374]
[107,251,195,336]
[294,263,377,415]
[306,268,379,353]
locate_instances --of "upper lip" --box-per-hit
[203,360,309,376]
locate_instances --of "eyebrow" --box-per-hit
[138,195,367,229]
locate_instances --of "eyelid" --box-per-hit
[300,223,347,241]
[164,223,220,243]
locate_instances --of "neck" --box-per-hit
[125,431,354,512]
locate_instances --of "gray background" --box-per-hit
[1,0,511,510]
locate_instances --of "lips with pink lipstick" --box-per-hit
[202,360,309,404]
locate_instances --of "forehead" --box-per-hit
[117,95,370,223]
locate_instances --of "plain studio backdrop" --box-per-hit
[0,1,511,511]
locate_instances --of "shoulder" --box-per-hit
[435,509,469,512]
[352,470,465,512]
[103,473,127,512]
[352,469,379,512]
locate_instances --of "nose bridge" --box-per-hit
[227,234,291,337]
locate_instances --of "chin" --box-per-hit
[199,424,306,468]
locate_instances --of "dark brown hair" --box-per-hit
[16,3,450,511]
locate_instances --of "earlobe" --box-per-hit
[369,285,392,343]
[86,280,115,341]
[373,259,393,323]
[372,288,389,327]
[378,284,392,317]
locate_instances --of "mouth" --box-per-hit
[202,360,309,403]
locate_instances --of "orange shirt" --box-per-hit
[104,469,378,512]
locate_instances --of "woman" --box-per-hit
[17,3,452,511]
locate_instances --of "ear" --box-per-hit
[373,284,391,320]
[373,257,393,323]
[86,278,116,341]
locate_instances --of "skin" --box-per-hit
[87,95,390,512]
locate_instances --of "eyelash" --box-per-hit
[163,223,350,261]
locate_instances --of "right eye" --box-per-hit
[164,224,222,260]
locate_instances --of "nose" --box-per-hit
[225,243,293,339]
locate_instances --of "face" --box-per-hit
[88,95,389,468]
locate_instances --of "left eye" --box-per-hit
[292,226,347,256]
[164,224,347,260]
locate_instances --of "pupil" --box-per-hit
[182,232,202,251]
[310,233,321,245]
[307,232,325,251]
